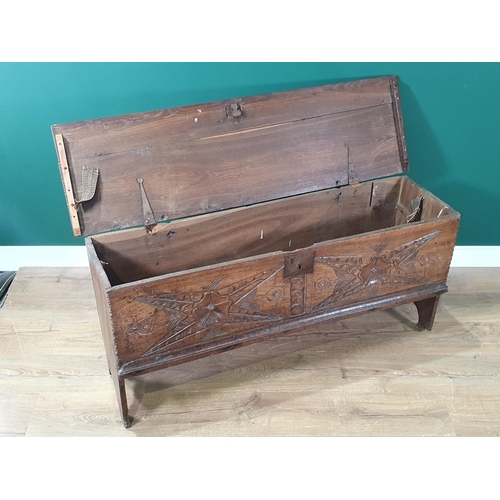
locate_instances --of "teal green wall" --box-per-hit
[1,63,499,246]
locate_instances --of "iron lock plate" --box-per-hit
[284,250,316,278]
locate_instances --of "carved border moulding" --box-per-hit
[290,275,306,316]
[128,266,284,356]
[312,231,440,312]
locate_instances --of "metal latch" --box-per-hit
[137,178,157,229]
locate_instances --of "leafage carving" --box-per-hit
[128,267,284,356]
[312,231,440,312]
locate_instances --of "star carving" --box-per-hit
[312,231,440,311]
[191,290,231,325]
[128,267,283,356]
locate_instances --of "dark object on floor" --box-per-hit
[0,271,17,307]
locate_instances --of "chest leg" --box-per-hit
[414,295,441,331]
[110,370,132,428]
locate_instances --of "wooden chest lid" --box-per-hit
[52,75,408,237]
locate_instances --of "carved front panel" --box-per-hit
[109,223,454,364]
[311,231,440,312]
[127,266,286,356]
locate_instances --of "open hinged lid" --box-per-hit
[52,75,408,237]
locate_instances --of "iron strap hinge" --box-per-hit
[137,178,157,229]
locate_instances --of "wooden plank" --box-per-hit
[1,267,500,436]
[92,178,402,285]
[0,267,102,356]
[75,105,401,235]
[54,134,81,236]
[52,77,405,236]
[52,76,395,158]
[107,215,458,367]
[117,283,449,377]
[0,392,40,436]
[87,240,131,426]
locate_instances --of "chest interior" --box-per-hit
[91,175,453,287]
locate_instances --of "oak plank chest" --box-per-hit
[52,76,460,427]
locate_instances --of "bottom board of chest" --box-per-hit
[85,175,459,427]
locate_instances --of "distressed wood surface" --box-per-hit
[107,215,458,368]
[52,76,407,236]
[395,176,453,226]
[1,266,499,437]
[85,173,458,425]
[87,240,130,426]
[52,77,395,151]
[93,178,402,285]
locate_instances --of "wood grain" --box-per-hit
[91,176,456,287]
[106,215,458,368]
[52,77,395,158]
[2,266,499,436]
[395,176,453,226]
[46,75,461,430]
[52,77,407,236]
[84,171,458,425]
[93,178,402,285]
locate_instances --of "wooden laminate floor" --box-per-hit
[0,267,499,436]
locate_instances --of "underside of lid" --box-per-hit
[52,75,408,237]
